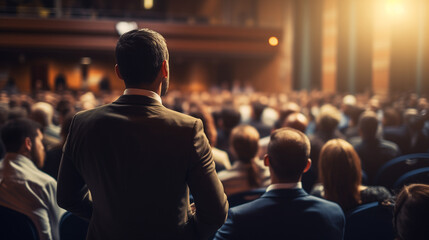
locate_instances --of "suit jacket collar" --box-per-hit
[113,94,163,107]
[261,188,308,199]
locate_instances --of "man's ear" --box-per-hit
[161,60,169,78]
[24,137,32,152]
[115,64,123,80]
[264,154,270,167]
[303,158,312,173]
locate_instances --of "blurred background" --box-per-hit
[0,0,428,95]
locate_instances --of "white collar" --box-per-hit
[3,153,37,169]
[266,182,302,192]
[123,88,162,104]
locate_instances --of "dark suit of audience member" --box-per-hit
[215,128,345,240]
[382,107,411,154]
[57,29,228,240]
[351,111,400,184]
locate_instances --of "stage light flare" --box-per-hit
[268,36,279,46]
[385,0,405,15]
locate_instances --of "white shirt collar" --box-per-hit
[123,88,162,104]
[266,182,302,192]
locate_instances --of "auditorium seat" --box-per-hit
[0,205,39,240]
[374,153,429,188]
[227,188,266,208]
[344,202,394,240]
[393,167,429,189]
[60,212,89,240]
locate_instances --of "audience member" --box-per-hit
[215,128,345,240]
[216,106,241,160]
[57,28,228,239]
[30,102,61,150]
[382,107,410,153]
[394,184,429,240]
[218,125,270,196]
[189,104,231,172]
[0,119,65,240]
[307,104,345,190]
[42,114,73,179]
[351,111,400,184]
[311,139,392,211]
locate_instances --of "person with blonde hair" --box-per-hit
[312,138,392,211]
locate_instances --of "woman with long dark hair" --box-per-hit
[311,139,391,211]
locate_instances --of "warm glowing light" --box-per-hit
[143,0,154,10]
[268,36,279,46]
[385,0,405,15]
[81,57,91,65]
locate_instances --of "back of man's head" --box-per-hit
[267,127,310,182]
[1,119,40,153]
[115,29,169,87]
[358,111,378,140]
[31,102,54,127]
[282,112,308,133]
[316,104,341,133]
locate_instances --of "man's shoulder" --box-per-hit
[229,190,343,217]
[74,103,199,127]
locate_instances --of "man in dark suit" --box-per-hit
[57,29,228,240]
[214,127,345,240]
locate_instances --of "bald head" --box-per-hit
[267,127,311,182]
[283,112,308,133]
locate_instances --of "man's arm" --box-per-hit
[187,119,229,239]
[57,116,93,219]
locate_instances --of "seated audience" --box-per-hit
[0,119,65,240]
[382,107,410,154]
[215,128,345,240]
[42,114,73,179]
[351,111,400,184]
[394,184,429,240]
[307,104,345,190]
[216,106,241,159]
[189,105,231,172]
[217,125,270,196]
[30,102,61,150]
[312,139,392,211]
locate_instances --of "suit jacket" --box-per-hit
[57,95,228,240]
[214,188,345,240]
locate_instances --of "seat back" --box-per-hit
[59,212,89,240]
[374,153,429,188]
[393,167,429,189]
[344,202,395,240]
[0,205,39,240]
[228,188,266,208]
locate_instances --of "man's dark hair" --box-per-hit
[267,127,310,182]
[358,111,378,140]
[115,29,169,87]
[1,119,41,153]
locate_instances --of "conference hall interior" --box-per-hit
[0,0,429,239]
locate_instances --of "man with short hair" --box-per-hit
[0,119,65,240]
[351,110,400,184]
[214,127,345,240]
[58,29,228,239]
